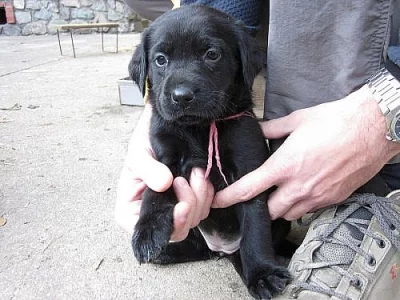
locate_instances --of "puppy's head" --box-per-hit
[129,5,264,125]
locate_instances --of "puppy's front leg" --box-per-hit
[132,187,175,263]
[236,197,291,299]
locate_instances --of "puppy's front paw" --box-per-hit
[247,265,291,300]
[132,205,174,264]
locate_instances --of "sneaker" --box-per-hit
[274,191,400,300]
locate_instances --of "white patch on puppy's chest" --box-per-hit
[198,228,241,254]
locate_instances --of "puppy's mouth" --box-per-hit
[162,109,221,126]
[174,115,205,125]
[161,109,209,125]
[159,101,209,125]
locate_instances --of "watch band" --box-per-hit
[367,68,400,164]
[367,68,400,119]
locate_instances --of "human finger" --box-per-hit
[279,199,315,221]
[117,163,147,201]
[282,190,352,221]
[171,177,197,241]
[267,184,297,220]
[115,159,148,234]
[171,201,192,241]
[115,197,143,234]
[131,150,174,193]
[213,161,281,208]
[189,168,214,223]
[261,111,304,139]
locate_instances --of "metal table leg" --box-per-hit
[116,30,119,53]
[101,28,104,52]
[101,27,118,53]
[70,30,76,58]
[57,29,63,55]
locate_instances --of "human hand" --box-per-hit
[171,169,215,241]
[213,85,400,220]
[115,105,214,241]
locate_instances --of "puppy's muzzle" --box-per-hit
[171,86,195,107]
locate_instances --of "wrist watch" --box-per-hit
[367,68,400,143]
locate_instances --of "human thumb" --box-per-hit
[136,152,173,192]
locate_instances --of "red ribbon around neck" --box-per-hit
[204,111,254,186]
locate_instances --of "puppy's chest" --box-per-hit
[182,133,233,177]
[154,127,235,184]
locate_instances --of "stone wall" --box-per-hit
[0,0,147,36]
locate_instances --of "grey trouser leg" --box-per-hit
[124,0,173,20]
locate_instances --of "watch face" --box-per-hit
[393,117,400,141]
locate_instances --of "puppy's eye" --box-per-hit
[155,54,168,67]
[205,49,221,61]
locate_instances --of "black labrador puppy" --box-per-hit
[129,5,291,299]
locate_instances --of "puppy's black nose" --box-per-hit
[171,86,194,105]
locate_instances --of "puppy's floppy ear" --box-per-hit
[235,26,265,89]
[128,28,150,96]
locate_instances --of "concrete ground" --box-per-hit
[0,33,299,300]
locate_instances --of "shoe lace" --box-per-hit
[291,193,400,300]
